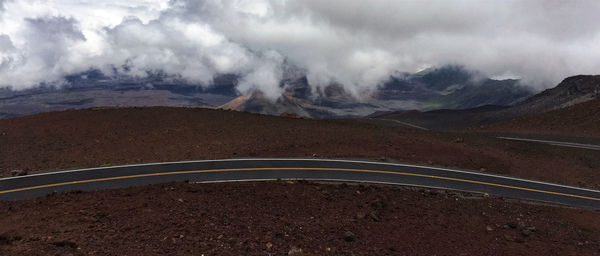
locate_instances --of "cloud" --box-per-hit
[1,0,600,97]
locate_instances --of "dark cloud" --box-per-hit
[0,0,599,96]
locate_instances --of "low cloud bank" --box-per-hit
[1,0,600,98]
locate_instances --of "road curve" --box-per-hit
[497,137,600,151]
[1,158,599,209]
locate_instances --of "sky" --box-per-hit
[1,0,600,98]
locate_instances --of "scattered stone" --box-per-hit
[503,234,514,242]
[0,233,21,245]
[479,168,487,172]
[343,231,356,242]
[486,225,494,232]
[52,240,78,249]
[368,211,380,222]
[266,242,273,249]
[356,212,366,219]
[186,187,200,193]
[10,170,27,177]
[288,246,303,256]
[521,229,531,237]
[370,199,385,208]
[454,137,464,143]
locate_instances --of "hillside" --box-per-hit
[481,97,600,138]
[1,107,599,255]
[371,75,600,130]
[220,66,534,118]
[1,107,599,189]
[369,105,509,130]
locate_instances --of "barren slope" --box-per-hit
[1,107,599,188]
[480,98,600,138]
[1,181,599,255]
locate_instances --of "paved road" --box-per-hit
[1,159,599,209]
[372,118,430,131]
[498,136,600,150]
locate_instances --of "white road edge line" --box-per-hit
[498,136,600,150]
[375,118,430,131]
[2,158,599,194]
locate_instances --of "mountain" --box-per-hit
[497,75,600,117]
[0,65,535,119]
[370,75,600,130]
[219,65,534,118]
[0,70,240,118]
[220,84,380,118]
[376,66,533,110]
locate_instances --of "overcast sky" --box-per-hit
[1,0,599,97]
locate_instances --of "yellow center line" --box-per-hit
[1,168,598,201]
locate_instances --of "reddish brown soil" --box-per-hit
[481,98,600,138]
[1,181,599,256]
[1,107,599,189]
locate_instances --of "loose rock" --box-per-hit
[52,240,78,249]
[288,246,303,256]
[343,231,356,242]
[10,170,27,177]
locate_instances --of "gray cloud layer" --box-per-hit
[1,0,599,97]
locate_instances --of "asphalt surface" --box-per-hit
[1,158,599,209]
[498,137,600,150]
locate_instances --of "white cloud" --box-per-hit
[1,0,600,97]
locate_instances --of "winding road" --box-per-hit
[497,136,600,151]
[1,158,599,209]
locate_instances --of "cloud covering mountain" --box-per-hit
[1,0,600,98]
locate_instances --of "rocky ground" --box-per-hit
[1,107,599,255]
[1,107,599,189]
[1,181,599,255]
[480,98,600,138]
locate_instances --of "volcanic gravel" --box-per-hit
[1,181,599,255]
[1,107,599,189]
[482,98,600,138]
[1,107,599,255]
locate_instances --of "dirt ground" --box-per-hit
[1,107,599,255]
[1,107,599,189]
[1,181,599,256]
[480,98,600,138]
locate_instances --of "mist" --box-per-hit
[1,0,600,98]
